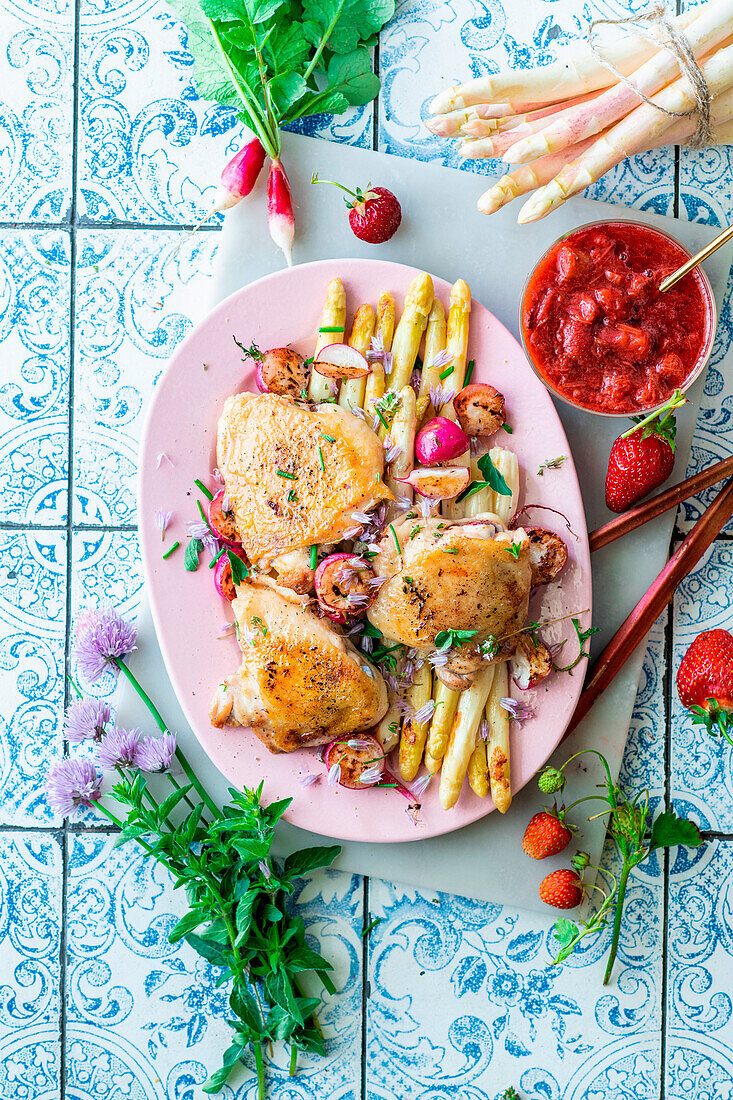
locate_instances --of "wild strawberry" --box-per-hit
[522,811,572,860]
[677,629,733,739]
[539,868,584,909]
[537,766,565,795]
[311,172,401,244]
[604,389,686,513]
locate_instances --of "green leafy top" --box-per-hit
[622,388,687,452]
[168,0,394,156]
[456,451,511,503]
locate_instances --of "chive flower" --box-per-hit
[96,726,143,769]
[136,732,177,773]
[45,758,103,816]
[74,607,137,683]
[64,698,112,743]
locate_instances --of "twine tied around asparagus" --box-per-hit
[588,3,713,149]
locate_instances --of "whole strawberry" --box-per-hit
[539,868,584,910]
[311,172,401,244]
[522,810,572,860]
[605,389,686,513]
[677,629,733,741]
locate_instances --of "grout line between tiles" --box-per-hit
[0,220,223,233]
[360,875,369,1100]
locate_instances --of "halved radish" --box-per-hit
[454,383,505,437]
[207,490,240,547]
[415,417,470,464]
[315,553,376,622]
[254,347,310,396]
[510,632,552,689]
[525,527,568,585]
[214,548,249,601]
[401,466,470,499]
[325,734,385,789]
[313,344,371,379]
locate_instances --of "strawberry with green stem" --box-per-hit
[677,628,733,746]
[605,389,687,513]
[538,749,702,983]
[311,172,402,243]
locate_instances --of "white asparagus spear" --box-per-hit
[339,304,375,411]
[386,385,416,502]
[468,735,489,798]
[364,292,395,417]
[519,39,733,223]
[439,665,495,810]
[399,663,432,781]
[309,278,345,401]
[460,95,604,159]
[462,94,601,138]
[417,299,447,419]
[505,0,733,166]
[439,280,471,417]
[389,273,434,390]
[487,661,511,813]
[428,9,697,115]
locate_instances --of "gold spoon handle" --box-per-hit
[659,220,733,293]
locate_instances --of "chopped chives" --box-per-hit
[276,470,297,480]
[195,478,213,501]
[310,544,317,569]
[197,499,210,525]
[320,434,336,443]
[287,489,297,502]
[318,446,326,472]
[464,359,475,385]
[209,548,225,569]
[502,423,513,434]
[443,547,459,554]
[304,356,314,366]
[376,408,390,431]
[389,524,401,554]
[439,365,454,381]
[319,325,345,333]
[162,541,179,560]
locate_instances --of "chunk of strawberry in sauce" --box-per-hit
[594,286,626,319]
[566,293,598,324]
[562,318,593,361]
[556,245,589,284]
[596,322,653,362]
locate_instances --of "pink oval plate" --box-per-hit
[139,258,591,843]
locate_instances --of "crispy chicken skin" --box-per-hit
[217,393,391,564]
[210,577,388,753]
[367,517,532,652]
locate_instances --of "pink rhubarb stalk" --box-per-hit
[214,137,266,212]
[267,159,295,267]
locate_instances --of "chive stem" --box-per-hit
[162,541,180,560]
[464,359,475,385]
[276,470,297,480]
[195,478,214,501]
[209,548,225,569]
[318,446,326,472]
[319,325,345,333]
[439,365,454,381]
[389,524,401,555]
[310,544,317,569]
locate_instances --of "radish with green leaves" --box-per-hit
[215,137,266,212]
[267,159,295,267]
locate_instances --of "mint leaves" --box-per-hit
[169,0,393,157]
[456,452,511,503]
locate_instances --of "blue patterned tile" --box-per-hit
[0,231,71,527]
[671,540,733,831]
[66,832,364,1097]
[0,531,66,826]
[73,229,216,525]
[667,839,733,1096]
[0,832,62,1100]
[619,616,666,801]
[0,4,73,222]
[77,0,371,225]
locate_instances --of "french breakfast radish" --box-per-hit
[510,632,552,689]
[314,344,371,379]
[400,466,470,499]
[325,734,385,789]
[267,159,295,267]
[213,549,249,601]
[526,527,568,585]
[415,417,470,464]
[207,490,240,547]
[253,346,310,396]
[214,137,266,212]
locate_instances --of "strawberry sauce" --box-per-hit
[521,221,714,414]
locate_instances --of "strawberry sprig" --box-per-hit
[538,749,702,984]
[621,387,687,448]
[689,700,733,744]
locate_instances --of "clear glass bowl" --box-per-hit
[519,218,717,417]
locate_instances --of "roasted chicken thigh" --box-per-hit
[217,393,391,565]
[210,577,388,752]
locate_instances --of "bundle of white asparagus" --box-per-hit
[426,0,733,223]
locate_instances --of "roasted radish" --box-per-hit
[401,466,470,499]
[213,549,249,601]
[207,489,240,547]
[251,346,309,396]
[415,417,470,464]
[314,344,371,379]
[325,733,385,789]
[526,527,568,585]
[314,553,376,622]
[454,383,505,437]
[510,632,552,689]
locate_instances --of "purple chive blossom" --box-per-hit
[419,497,433,520]
[547,640,566,660]
[358,764,384,786]
[299,773,320,787]
[432,348,453,371]
[187,520,220,556]
[393,697,414,719]
[429,649,450,668]
[351,406,368,421]
[361,635,374,654]
[222,493,231,513]
[46,758,103,816]
[367,574,388,591]
[155,509,172,540]
[136,732,177,773]
[342,527,363,541]
[64,698,112,743]
[75,607,137,684]
[212,467,225,485]
[410,772,432,798]
[96,727,142,769]
[371,414,381,432]
[347,738,374,750]
[412,699,436,726]
[500,697,533,722]
[478,719,490,742]
[156,452,173,469]
[351,510,373,526]
[258,860,272,881]
[327,761,341,787]
[429,382,456,409]
[368,334,386,361]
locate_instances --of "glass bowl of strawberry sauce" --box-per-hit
[520,220,716,416]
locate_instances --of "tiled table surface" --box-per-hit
[3,0,733,1096]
